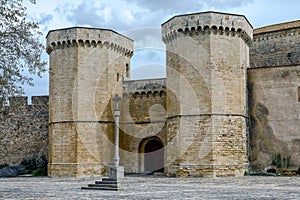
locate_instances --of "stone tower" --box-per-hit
[162,12,253,177]
[46,27,133,177]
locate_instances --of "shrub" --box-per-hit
[272,153,291,169]
[20,154,48,176]
[0,163,9,169]
[32,167,47,176]
[20,154,48,171]
[297,167,300,175]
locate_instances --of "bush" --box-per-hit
[20,154,48,171]
[272,153,291,169]
[20,158,36,170]
[32,167,47,176]
[297,167,300,175]
[0,165,25,177]
[20,154,48,176]
[24,169,33,174]
[0,163,9,169]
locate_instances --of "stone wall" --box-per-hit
[0,96,48,165]
[249,25,300,171]
[248,66,300,170]
[250,26,300,68]
[120,79,167,173]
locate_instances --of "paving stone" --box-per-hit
[0,176,299,199]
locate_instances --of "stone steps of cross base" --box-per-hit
[81,186,119,191]
[95,180,117,185]
[81,178,120,191]
[88,183,118,188]
[101,178,117,182]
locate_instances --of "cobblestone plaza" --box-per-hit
[0,176,299,199]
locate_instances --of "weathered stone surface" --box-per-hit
[250,26,300,68]
[46,27,134,177]
[120,79,167,173]
[0,96,48,166]
[249,23,300,171]
[248,66,300,170]
[162,11,251,177]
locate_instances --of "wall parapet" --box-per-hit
[253,26,300,42]
[1,96,49,107]
[162,11,253,46]
[46,39,133,57]
[123,78,166,92]
[251,26,300,68]
[46,27,134,57]
[162,25,252,46]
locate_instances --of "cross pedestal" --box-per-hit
[110,94,124,181]
[109,165,124,180]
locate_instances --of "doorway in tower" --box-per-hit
[138,137,164,173]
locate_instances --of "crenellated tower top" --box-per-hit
[46,27,134,57]
[162,11,253,45]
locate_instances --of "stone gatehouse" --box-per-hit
[1,11,300,178]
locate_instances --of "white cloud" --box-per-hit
[131,64,165,80]
[124,28,164,50]
[122,10,135,22]
[123,0,253,13]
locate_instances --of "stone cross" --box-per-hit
[113,94,121,110]
[112,94,121,167]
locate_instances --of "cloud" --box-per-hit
[123,0,203,13]
[131,64,165,80]
[62,0,255,34]
[64,1,107,27]
[123,0,254,13]
[64,0,149,31]
[40,14,53,25]
[124,28,164,49]
[205,0,254,10]
[145,51,160,61]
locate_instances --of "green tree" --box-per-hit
[0,0,46,101]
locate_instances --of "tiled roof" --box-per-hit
[254,20,300,34]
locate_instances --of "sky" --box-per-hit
[23,0,300,96]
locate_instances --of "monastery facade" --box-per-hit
[1,11,299,178]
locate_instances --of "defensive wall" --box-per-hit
[120,78,167,173]
[249,20,300,170]
[0,96,48,165]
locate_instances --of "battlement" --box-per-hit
[123,78,166,95]
[162,11,253,45]
[46,27,134,57]
[251,21,300,68]
[254,20,300,35]
[2,96,49,107]
[253,25,300,42]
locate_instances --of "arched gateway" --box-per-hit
[138,137,164,173]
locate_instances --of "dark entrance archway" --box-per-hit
[139,137,164,173]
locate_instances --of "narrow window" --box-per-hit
[126,63,130,78]
[298,87,300,102]
[117,73,120,82]
[287,52,292,62]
